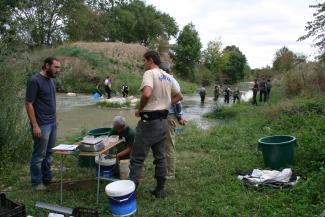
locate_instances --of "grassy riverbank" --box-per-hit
[1,85,324,216]
[33,43,198,95]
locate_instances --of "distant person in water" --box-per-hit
[104,76,112,99]
[252,79,259,105]
[214,85,220,101]
[95,83,102,97]
[224,87,231,104]
[121,82,129,98]
[233,87,240,104]
[199,85,207,103]
[259,77,267,102]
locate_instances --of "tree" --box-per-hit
[172,23,202,81]
[221,45,247,84]
[272,46,296,72]
[106,0,178,45]
[298,3,325,53]
[202,39,224,80]
[86,0,129,11]
[0,1,27,55]
[13,0,72,47]
[64,1,109,41]
[0,1,17,42]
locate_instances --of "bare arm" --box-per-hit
[117,146,132,158]
[25,101,42,138]
[171,92,183,105]
[135,86,153,116]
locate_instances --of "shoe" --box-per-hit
[165,175,175,180]
[150,188,166,198]
[33,184,47,191]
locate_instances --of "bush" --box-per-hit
[0,55,33,175]
[267,98,325,173]
[284,61,325,96]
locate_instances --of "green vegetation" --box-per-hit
[51,45,197,95]
[298,2,325,53]
[36,45,143,95]
[1,85,324,216]
[0,54,33,177]
[0,1,324,216]
[96,99,131,108]
[0,0,178,47]
[172,23,202,81]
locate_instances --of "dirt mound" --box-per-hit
[71,41,148,62]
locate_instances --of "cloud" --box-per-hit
[146,0,317,68]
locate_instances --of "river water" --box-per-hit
[56,82,253,139]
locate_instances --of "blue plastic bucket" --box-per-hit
[95,156,116,178]
[92,92,101,100]
[105,180,136,217]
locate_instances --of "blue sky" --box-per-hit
[145,0,319,68]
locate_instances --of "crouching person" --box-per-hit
[108,116,135,179]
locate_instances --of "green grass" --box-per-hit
[54,46,108,68]
[177,78,198,94]
[52,46,198,95]
[96,100,131,108]
[1,87,324,216]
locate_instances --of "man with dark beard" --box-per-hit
[25,57,61,190]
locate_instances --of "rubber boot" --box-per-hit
[150,178,166,198]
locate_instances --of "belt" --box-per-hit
[140,110,168,121]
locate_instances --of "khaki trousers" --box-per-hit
[165,114,178,176]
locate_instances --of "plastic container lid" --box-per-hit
[105,180,135,197]
[95,156,116,166]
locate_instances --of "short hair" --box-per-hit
[159,61,171,74]
[42,57,59,70]
[144,51,161,65]
[113,116,126,127]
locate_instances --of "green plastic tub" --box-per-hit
[258,135,297,169]
[87,128,111,137]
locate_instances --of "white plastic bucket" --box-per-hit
[119,159,130,180]
[105,180,136,217]
[95,156,116,178]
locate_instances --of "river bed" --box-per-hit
[57,82,253,139]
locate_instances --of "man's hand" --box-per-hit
[33,125,42,138]
[178,117,188,126]
[135,110,141,117]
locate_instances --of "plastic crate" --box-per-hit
[72,207,99,217]
[0,193,26,217]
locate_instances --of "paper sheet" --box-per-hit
[52,144,78,151]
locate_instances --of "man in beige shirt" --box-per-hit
[129,51,182,198]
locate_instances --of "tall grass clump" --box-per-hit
[0,55,33,176]
[284,61,325,96]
